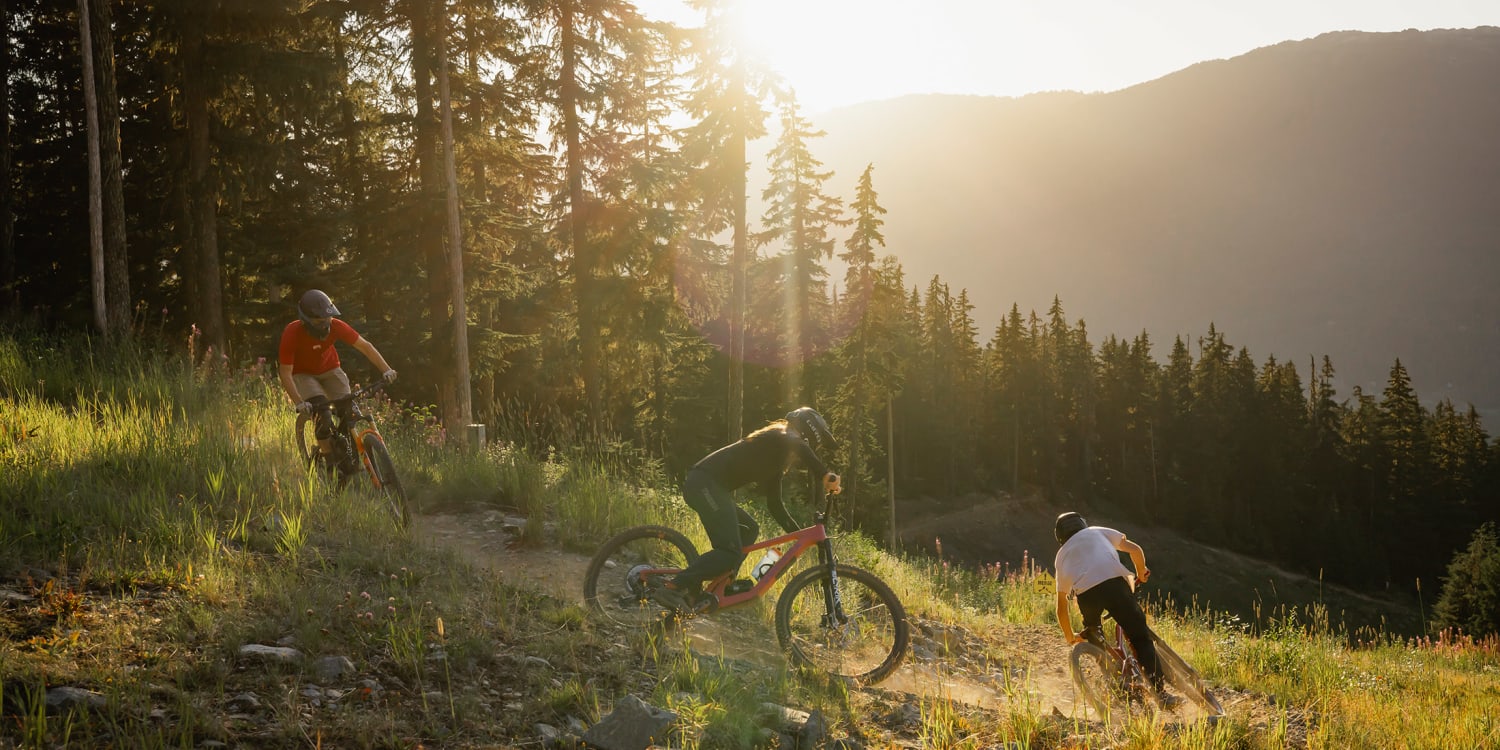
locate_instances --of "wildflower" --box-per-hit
[360,591,371,600]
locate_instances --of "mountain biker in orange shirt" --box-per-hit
[649,407,843,612]
[277,290,396,471]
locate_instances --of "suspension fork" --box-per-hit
[816,537,846,625]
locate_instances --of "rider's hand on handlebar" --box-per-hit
[823,472,842,495]
[382,369,398,384]
[294,401,314,416]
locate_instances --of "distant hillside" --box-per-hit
[897,492,1424,636]
[803,27,1500,419]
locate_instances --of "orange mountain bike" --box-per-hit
[582,488,909,685]
[294,381,409,528]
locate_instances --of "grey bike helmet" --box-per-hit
[1055,512,1089,545]
[298,289,340,339]
[785,407,834,454]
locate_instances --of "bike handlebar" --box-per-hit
[326,380,388,405]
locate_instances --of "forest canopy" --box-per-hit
[1,0,1496,606]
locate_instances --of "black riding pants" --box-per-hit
[671,469,759,590]
[1076,576,1164,690]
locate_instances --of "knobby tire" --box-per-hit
[1152,635,1225,715]
[361,433,409,529]
[773,563,908,685]
[1070,641,1123,718]
[582,525,699,628]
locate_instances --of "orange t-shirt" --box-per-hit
[278,319,359,375]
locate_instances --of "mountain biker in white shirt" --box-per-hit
[1053,511,1180,707]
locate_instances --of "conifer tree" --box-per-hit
[679,0,775,441]
[756,97,845,405]
[1430,521,1500,638]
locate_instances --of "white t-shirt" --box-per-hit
[1054,526,1134,598]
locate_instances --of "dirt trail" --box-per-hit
[413,510,1255,731]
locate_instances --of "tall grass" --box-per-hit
[4,330,1500,749]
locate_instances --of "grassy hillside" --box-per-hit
[2,333,1497,748]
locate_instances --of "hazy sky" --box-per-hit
[637,0,1500,113]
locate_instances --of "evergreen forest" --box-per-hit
[3,0,1497,610]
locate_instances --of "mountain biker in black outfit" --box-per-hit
[650,407,843,612]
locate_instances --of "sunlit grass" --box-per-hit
[4,331,1500,748]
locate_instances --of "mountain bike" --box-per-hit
[294,381,409,528]
[1069,592,1224,718]
[582,486,910,685]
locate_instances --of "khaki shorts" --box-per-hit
[293,368,351,402]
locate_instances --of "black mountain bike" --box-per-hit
[294,381,409,528]
[1069,584,1224,718]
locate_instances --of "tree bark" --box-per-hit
[436,5,473,433]
[727,59,746,442]
[411,0,456,432]
[558,0,602,432]
[0,0,15,315]
[89,0,130,338]
[80,0,107,335]
[181,4,225,356]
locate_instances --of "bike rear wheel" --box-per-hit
[583,526,699,628]
[1070,641,1123,718]
[1153,635,1224,715]
[773,563,908,685]
[361,433,409,529]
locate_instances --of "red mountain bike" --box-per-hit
[582,487,909,685]
[1069,599,1224,718]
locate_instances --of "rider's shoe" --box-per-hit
[647,581,708,614]
[1154,689,1185,711]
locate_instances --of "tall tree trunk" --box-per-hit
[89,0,129,338]
[80,0,107,335]
[334,28,375,324]
[727,60,746,441]
[436,5,472,433]
[559,0,602,432]
[410,0,456,432]
[0,0,15,315]
[181,5,225,355]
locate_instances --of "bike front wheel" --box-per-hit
[360,433,409,529]
[583,526,699,628]
[773,563,908,685]
[295,413,316,465]
[1070,641,1123,718]
[1153,635,1224,715]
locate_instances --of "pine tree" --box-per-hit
[680,0,775,441]
[756,97,845,405]
[1430,521,1500,638]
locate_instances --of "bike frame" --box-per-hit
[1089,616,1149,697]
[635,488,844,614]
[317,382,390,490]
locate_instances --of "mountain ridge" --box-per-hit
[800,27,1500,418]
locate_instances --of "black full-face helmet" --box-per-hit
[785,407,834,454]
[298,289,340,339]
[1055,512,1089,545]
